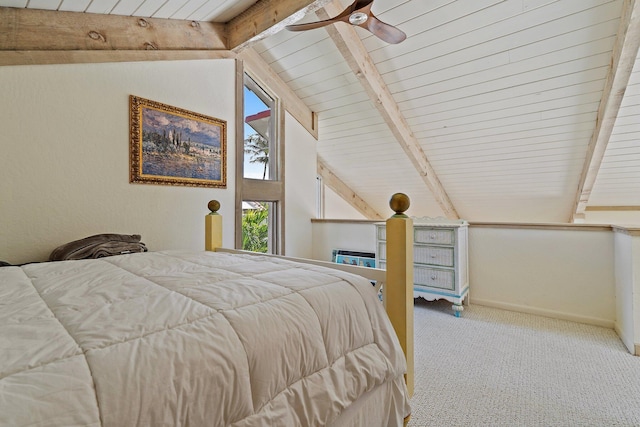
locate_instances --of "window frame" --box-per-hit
[235,61,285,254]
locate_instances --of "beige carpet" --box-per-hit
[409,299,640,426]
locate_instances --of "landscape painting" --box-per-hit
[129,95,226,188]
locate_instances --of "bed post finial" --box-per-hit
[208,200,221,214]
[390,193,410,217]
[205,200,222,251]
[385,192,414,397]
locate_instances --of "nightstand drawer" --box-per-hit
[414,228,454,245]
[414,245,454,267]
[377,242,386,260]
[414,266,455,290]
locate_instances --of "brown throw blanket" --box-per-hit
[49,234,148,261]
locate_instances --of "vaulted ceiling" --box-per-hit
[2,0,639,223]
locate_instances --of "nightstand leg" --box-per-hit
[452,303,464,317]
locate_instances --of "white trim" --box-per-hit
[215,247,386,293]
[472,298,615,329]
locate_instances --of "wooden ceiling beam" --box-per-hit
[571,0,640,222]
[0,7,226,52]
[0,2,337,64]
[318,158,384,220]
[226,0,335,51]
[317,2,459,219]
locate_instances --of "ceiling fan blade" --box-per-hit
[285,0,406,44]
[285,18,342,32]
[285,0,371,32]
[362,13,406,44]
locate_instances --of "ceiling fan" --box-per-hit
[285,0,407,44]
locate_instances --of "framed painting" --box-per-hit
[129,95,226,188]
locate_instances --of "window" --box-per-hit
[316,175,324,219]
[243,75,276,180]
[237,70,284,254]
[241,201,277,253]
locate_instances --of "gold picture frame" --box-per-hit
[129,95,226,188]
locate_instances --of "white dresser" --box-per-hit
[376,218,469,317]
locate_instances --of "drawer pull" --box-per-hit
[430,254,436,258]
[431,275,437,280]
[429,234,436,239]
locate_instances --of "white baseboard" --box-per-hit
[613,323,636,355]
[471,298,615,329]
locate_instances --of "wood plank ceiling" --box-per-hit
[2,0,639,223]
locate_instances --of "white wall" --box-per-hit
[323,187,367,219]
[284,111,317,258]
[311,220,617,328]
[0,60,237,264]
[469,227,615,327]
[635,238,640,354]
[613,230,640,354]
[311,221,378,262]
[613,231,636,352]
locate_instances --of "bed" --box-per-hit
[0,198,414,426]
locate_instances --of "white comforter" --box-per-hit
[0,250,410,426]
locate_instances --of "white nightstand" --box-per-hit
[376,217,469,317]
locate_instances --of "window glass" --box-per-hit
[241,201,276,253]
[243,76,275,180]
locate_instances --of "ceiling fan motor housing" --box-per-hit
[349,12,369,25]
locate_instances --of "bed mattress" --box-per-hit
[0,250,410,426]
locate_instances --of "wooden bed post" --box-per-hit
[385,193,414,397]
[205,200,222,251]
